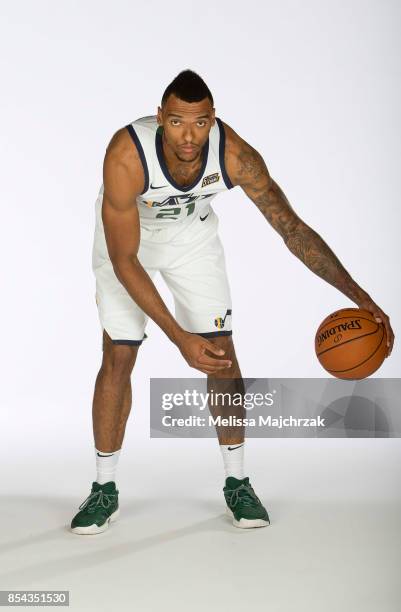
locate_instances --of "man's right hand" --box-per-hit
[176,331,232,375]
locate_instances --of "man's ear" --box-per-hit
[156,106,162,125]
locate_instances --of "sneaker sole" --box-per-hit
[70,507,120,535]
[226,506,270,529]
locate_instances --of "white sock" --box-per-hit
[220,443,245,479]
[95,447,121,484]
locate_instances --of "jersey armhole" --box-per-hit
[216,118,234,190]
[125,124,150,195]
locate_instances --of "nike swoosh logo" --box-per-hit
[227,444,244,451]
[200,213,209,221]
[97,452,114,457]
[150,183,168,190]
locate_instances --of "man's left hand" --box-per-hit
[357,298,394,357]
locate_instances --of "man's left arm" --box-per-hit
[224,130,394,356]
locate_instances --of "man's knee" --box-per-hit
[206,335,241,378]
[101,331,139,376]
[206,335,234,355]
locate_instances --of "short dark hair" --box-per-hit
[161,69,214,107]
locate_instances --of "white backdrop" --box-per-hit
[1,0,400,456]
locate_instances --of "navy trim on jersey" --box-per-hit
[112,340,143,346]
[125,124,149,194]
[111,339,143,346]
[192,330,233,338]
[155,128,210,193]
[111,332,147,346]
[216,118,234,189]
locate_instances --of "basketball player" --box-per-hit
[70,70,394,534]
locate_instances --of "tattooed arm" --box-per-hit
[222,122,394,355]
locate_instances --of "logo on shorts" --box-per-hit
[214,309,232,329]
[202,173,220,187]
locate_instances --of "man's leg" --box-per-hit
[70,330,140,535]
[92,330,139,453]
[204,335,245,474]
[204,335,270,529]
[205,335,245,442]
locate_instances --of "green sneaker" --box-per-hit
[70,481,119,535]
[224,476,270,529]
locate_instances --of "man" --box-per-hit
[70,69,394,534]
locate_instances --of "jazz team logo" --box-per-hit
[214,309,232,329]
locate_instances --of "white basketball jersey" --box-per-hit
[124,115,235,230]
[92,115,235,268]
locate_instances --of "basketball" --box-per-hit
[315,308,387,379]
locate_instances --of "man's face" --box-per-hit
[157,94,215,163]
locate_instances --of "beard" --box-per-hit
[175,149,201,163]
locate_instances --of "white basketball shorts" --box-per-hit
[93,207,233,345]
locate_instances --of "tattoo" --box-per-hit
[252,180,300,240]
[236,145,267,185]
[285,224,367,303]
[170,162,202,186]
[235,142,367,305]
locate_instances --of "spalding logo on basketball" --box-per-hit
[315,308,387,379]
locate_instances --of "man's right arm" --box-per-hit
[101,128,232,374]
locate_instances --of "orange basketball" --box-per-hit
[315,308,387,379]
